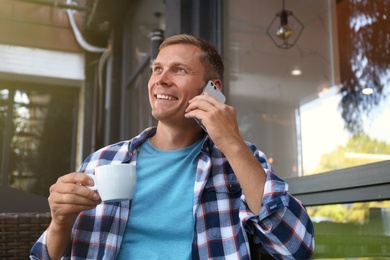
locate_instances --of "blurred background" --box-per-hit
[0,0,389,258]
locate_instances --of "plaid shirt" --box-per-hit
[30,127,314,259]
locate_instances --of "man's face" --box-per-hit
[148,44,206,125]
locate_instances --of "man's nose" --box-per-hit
[155,70,172,86]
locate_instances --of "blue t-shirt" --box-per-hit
[117,138,203,259]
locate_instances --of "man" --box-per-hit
[31,34,314,259]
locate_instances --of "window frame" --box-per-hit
[287,160,390,206]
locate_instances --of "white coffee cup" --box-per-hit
[88,163,136,202]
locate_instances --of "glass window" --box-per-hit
[300,87,390,175]
[225,0,334,179]
[308,201,390,258]
[225,0,390,257]
[299,0,390,176]
[225,0,390,179]
[0,83,79,197]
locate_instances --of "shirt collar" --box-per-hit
[127,126,213,155]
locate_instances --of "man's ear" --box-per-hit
[213,79,223,90]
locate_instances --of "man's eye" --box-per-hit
[176,67,186,73]
[153,67,162,73]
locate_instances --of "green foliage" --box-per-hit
[309,201,390,225]
[311,134,390,174]
[309,204,347,223]
[307,134,390,224]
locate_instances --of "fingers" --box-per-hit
[48,172,101,226]
[185,93,242,149]
[60,172,95,187]
[186,93,221,118]
[50,173,101,204]
[186,93,233,123]
[187,92,221,108]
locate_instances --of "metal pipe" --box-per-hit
[125,55,151,90]
[86,0,100,29]
[65,1,107,53]
[149,29,164,67]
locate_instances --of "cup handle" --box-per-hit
[86,174,97,191]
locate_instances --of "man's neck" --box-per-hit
[150,122,204,150]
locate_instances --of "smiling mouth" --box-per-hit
[156,94,178,101]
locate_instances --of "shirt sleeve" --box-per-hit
[245,144,315,259]
[30,230,52,259]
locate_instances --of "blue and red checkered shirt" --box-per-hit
[30,127,314,259]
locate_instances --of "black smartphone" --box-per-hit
[194,80,226,132]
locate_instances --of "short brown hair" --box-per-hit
[159,34,224,81]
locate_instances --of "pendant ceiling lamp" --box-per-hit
[266,0,304,49]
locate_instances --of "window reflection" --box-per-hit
[227,0,389,180]
[308,201,390,258]
[10,90,51,193]
[298,0,390,176]
[300,87,390,175]
[337,0,390,136]
[0,85,78,197]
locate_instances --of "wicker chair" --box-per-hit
[0,212,51,259]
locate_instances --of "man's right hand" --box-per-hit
[46,172,101,259]
[49,172,101,228]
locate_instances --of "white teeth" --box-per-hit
[156,94,178,101]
